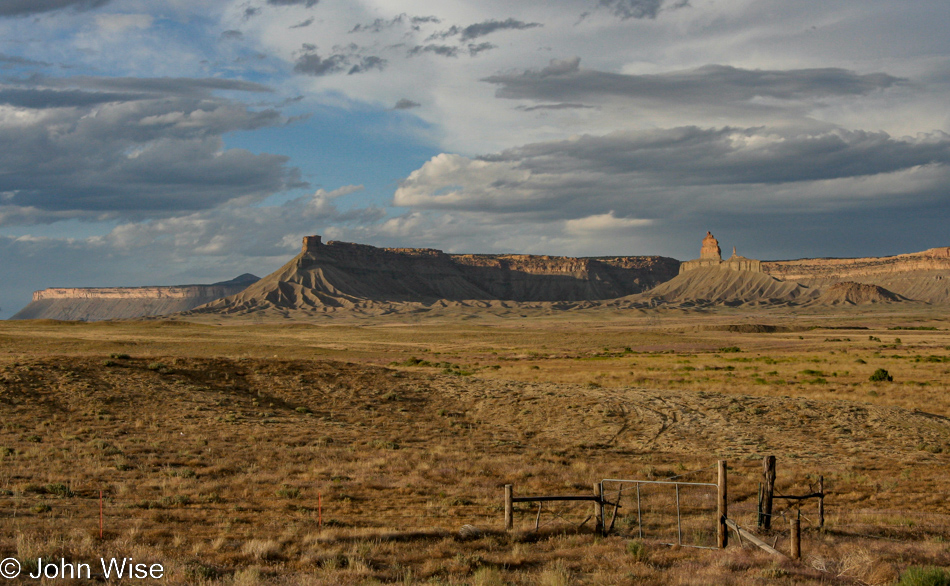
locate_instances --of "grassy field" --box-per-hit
[1,308,949,584]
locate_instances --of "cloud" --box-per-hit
[0,0,111,17]
[349,14,441,34]
[516,103,596,111]
[467,42,496,56]
[428,18,542,42]
[408,44,458,58]
[293,46,386,76]
[220,29,244,41]
[290,17,314,29]
[484,60,904,108]
[0,53,52,67]
[393,98,421,110]
[598,0,688,20]
[44,75,274,96]
[266,0,318,7]
[95,13,152,33]
[564,212,652,235]
[395,127,950,222]
[0,78,303,226]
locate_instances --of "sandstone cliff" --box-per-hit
[192,239,680,315]
[763,248,950,304]
[11,274,260,321]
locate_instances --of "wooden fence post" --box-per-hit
[504,484,513,531]
[593,482,604,535]
[818,475,824,530]
[790,518,801,559]
[717,460,728,548]
[761,455,776,530]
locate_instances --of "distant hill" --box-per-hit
[10,274,260,321]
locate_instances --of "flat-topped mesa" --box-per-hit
[680,232,762,274]
[12,274,260,321]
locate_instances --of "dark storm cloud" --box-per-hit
[0,78,303,225]
[293,45,386,76]
[428,18,542,42]
[599,0,688,20]
[393,98,420,109]
[484,60,903,106]
[0,0,111,17]
[266,0,318,7]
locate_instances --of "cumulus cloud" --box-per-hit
[0,0,111,17]
[220,30,244,41]
[0,77,303,226]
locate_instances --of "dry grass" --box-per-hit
[0,308,949,583]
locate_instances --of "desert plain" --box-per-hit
[1,303,949,585]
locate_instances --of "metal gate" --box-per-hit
[600,478,719,549]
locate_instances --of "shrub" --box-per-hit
[898,566,950,586]
[869,368,893,382]
[275,485,300,499]
[718,346,741,353]
[626,540,648,562]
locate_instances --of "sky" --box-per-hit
[1,0,949,317]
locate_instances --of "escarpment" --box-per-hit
[12,274,260,321]
[763,248,950,304]
[192,237,681,314]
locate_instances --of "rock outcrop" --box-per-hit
[11,274,260,321]
[629,266,819,308]
[192,237,680,315]
[763,248,950,304]
[817,282,906,305]
[680,232,762,274]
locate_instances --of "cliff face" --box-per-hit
[194,240,681,315]
[11,274,259,321]
[762,248,950,303]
